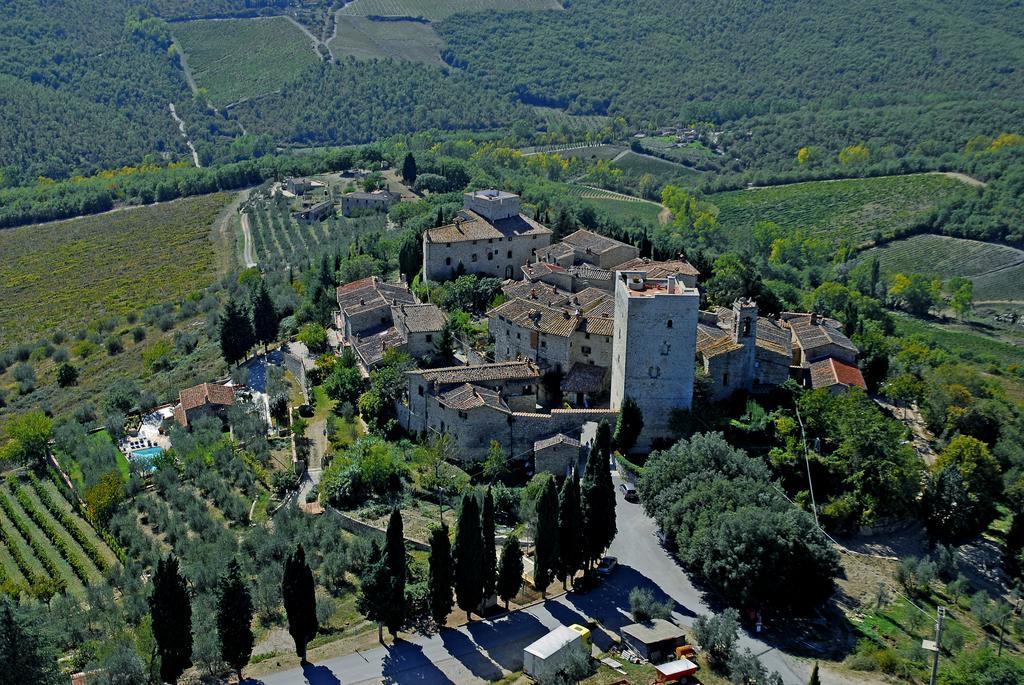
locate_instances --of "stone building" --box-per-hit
[398,359,616,461]
[522,254,699,294]
[173,382,235,428]
[286,177,325,196]
[391,303,447,359]
[293,200,334,223]
[341,189,399,217]
[609,271,699,449]
[533,433,582,476]
[536,229,639,270]
[422,190,552,282]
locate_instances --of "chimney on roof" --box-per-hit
[562,311,571,320]
[530,288,537,299]
[359,298,365,306]
[810,312,819,326]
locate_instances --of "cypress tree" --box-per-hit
[452,493,484,619]
[435,207,444,227]
[250,279,278,353]
[427,524,454,627]
[401,152,418,184]
[282,545,318,661]
[0,597,62,685]
[496,534,524,610]
[357,541,390,643]
[481,486,497,602]
[557,468,582,587]
[216,559,254,682]
[534,477,559,595]
[383,509,407,636]
[219,296,255,367]
[149,555,193,684]
[581,423,616,569]
[613,396,644,454]
[808,662,821,685]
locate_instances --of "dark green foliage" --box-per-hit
[357,540,391,641]
[323,350,366,407]
[150,555,193,684]
[497,534,523,610]
[219,296,255,366]
[628,587,672,623]
[383,509,407,636]
[427,524,454,627]
[808,662,821,685]
[216,559,255,680]
[693,609,739,672]
[0,599,61,685]
[250,279,279,351]
[533,476,559,593]
[401,152,418,185]
[580,427,616,567]
[481,487,497,600]
[613,396,643,454]
[282,545,318,660]
[639,433,840,611]
[453,493,484,618]
[557,469,582,586]
[56,362,78,387]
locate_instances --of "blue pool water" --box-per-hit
[129,446,163,473]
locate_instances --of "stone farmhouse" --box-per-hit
[173,382,235,428]
[536,229,640,270]
[422,190,552,282]
[781,312,866,392]
[341,189,399,217]
[285,177,326,196]
[334,276,445,370]
[398,359,615,462]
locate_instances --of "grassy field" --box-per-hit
[173,17,320,107]
[894,314,1024,370]
[340,0,562,21]
[0,193,232,350]
[611,150,703,183]
[864,233,1024,301]
[553,144,626,161]
[532,106,612,132]
[582,197,663,225]
[709,174,973,247]
[328,16,444,64]
[640,136,720,165]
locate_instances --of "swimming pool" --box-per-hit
[129,446,163,473]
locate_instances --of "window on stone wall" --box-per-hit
[667,319,673,328]
[723,372,729,386]
[418,386,424,396]
[488,252,493,260]
[507,250,512,258]
[445,257,451,265]
[472,254,478,262]
[582,346,592,354]
[426,334,432,342]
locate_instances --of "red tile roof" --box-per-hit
[808,357,866,390]
[178,382,236,412]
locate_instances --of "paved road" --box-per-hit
[254,469,879,685]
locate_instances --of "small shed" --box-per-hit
[620,619,687,662]
[655,658,699,683]
[534,433,581,476]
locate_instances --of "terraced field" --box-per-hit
[552,144,626,161]
[173,17,320,107]
[340,0,562,21]
[611,150,703,182]
[581,197,663,225]
[710,173,974,247]
[328,16,444,64]
[0,193,232,349]
[863,234,1024,302]
[0,473,116,596]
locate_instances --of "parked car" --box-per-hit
[596,556,618,576]
[620,482,639,502]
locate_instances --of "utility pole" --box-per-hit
[794,401,819,527]
[927,606,945,685]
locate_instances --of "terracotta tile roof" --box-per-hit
[489,299,580,337]
[436,383,510,412]
[579,315,614,337]
[522,261,568,280]
[808,357,866,390]
[612,257,700,278]
[425,209,551,244]
[696,321,729,351]
[336,276,415,317]
[535,242,575,262]
[178,383,235,412]
[415,360,541,385]
[561,363,607,393]
[504,279,572,302]
[534,433,581,451]
[562,229,633,256]
[354,327,406,367]
[788,315,858,353]
[755,317,792,357]
[392,303,446,333]
[568,264,613,282]
[700,336,744,359]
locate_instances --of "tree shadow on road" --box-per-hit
[381,638,458,684]
[300,662,342,685]
[439,629,504,681]
[564,564,696,633]
[465,610,547,671]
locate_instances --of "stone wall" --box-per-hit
[423,230,550,282]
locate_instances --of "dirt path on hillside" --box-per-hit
[283,15,332,60]
[169,103,201,168]
[240,211,257,268]
[935,171,987,187]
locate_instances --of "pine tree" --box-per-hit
[219,296,255,367]
[481,486,497,601]
[383,509,407,636]
[534,477,559,595]
[401,152,418,184]
[357,541,390,643]
[808,662,821,685]
[250,278,278,353]
[427,524,454,627]
[282,545,318,661]
[0,598,62,685]
[149,555,193,684]
[216,559,254,682]
[557,468,582,587]
[496,534,524,610]
[452,493,484,619]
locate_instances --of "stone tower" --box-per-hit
[610,271,699,451]
[731,297,758,390]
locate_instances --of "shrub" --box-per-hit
[628,586,673,623]
[131,327,146,343]
[56,362,78,387]
[13,362,36,393]
[52,347,69,363]
[105,336,124,355]
[72,339,100,359]
[297,323,328,354]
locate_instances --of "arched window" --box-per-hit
[741,318,751,336]
[667,319,673,329]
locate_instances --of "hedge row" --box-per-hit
[7,478,93,584]
[28,473,109,573]
[0,488,70,592]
